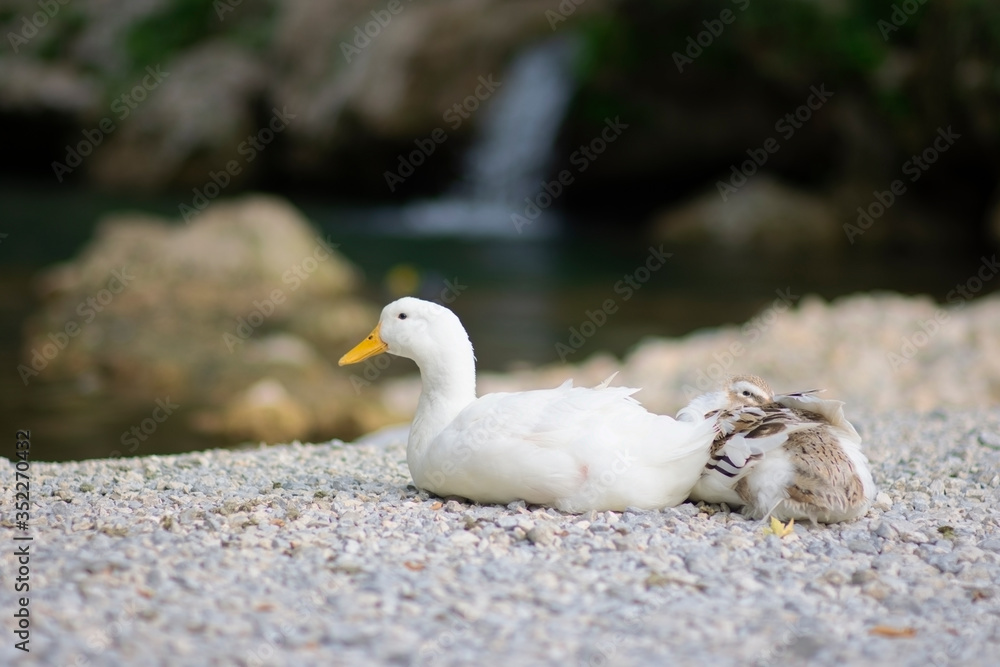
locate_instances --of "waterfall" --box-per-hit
[393,35,579,237]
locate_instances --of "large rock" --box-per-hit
[650,175,843,252]
[373,291,1000,420]
[21,195,384,443]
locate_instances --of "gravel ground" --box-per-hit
[3,408,1000,666]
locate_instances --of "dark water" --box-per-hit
[1,184,994,461]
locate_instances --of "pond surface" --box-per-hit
[0,184,992,461]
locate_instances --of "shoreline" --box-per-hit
[3,407,1000,665]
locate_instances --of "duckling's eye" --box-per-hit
[742,390,751,397]
[398,313,407,320]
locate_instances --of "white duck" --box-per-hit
[339,297,716,512]
[679,375,876,523]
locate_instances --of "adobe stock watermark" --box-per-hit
[179,106,296,222]
[423,403,505,491]
[110,397,180,458]
[7,0,71,54]
[717,84,833,201]
[930,634,975,667]
[17,266,135,385]
[878,0,929,41]
[844,125,960,244]
[512,116,628,234]
[886,254,999,371]
[417,617,473,666]
[214,0,248,21]
[555,245,671,362]
[383,74,502,192]
[584,597,665,666]
[77,600,142,658]
[223,235,338,352]
[51,65,170,183]
[672,0,751,73]
[417,375,630,500]
[348,278,467,394]
[340,0,415,63]
[751,623,803,667]
[242,601,317,666]
[546,0,588,31]
[681,287,800,400]
[561,448,638,514]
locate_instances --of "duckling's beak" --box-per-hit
[338,322,388,365]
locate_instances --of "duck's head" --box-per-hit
[724,374,774,407]
[338,297,469,366]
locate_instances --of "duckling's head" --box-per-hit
[724,374,773,407]
[339,297,471,367]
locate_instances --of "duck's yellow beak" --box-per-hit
[338,322,388,365]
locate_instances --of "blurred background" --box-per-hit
[2,0,999,461]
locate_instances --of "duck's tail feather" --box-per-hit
[777,388,824,399]
[596,372,620,390]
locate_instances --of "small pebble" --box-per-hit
[526,524,556,546]
[873,492,893,511]
[977,431,1000,450]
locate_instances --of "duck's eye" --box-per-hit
[398,313,407,320]
[742,390,751,397]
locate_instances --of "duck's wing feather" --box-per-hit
[470,382,712,463]
[774,392,861,442]
[422,381,714,508]
[774,392,874,509]
[700,406,821,485]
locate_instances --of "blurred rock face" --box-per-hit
[0,0,567,191]
[21,195,385,443]
[3,0,996,242]
[651,176,843,253]
[373,291,1000,420]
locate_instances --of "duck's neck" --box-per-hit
[407,338,478,459]
[677,390,726,421]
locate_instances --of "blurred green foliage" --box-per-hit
[125,0,220,70]
[737,0,891,77]
[123,0,276,85]
[35,7,87,62]
[570,0,1000,144]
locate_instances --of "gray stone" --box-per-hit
[977,431,1000,450]
[977,538,1000,553]
[847,539,880,555]
[526,524,556,546]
